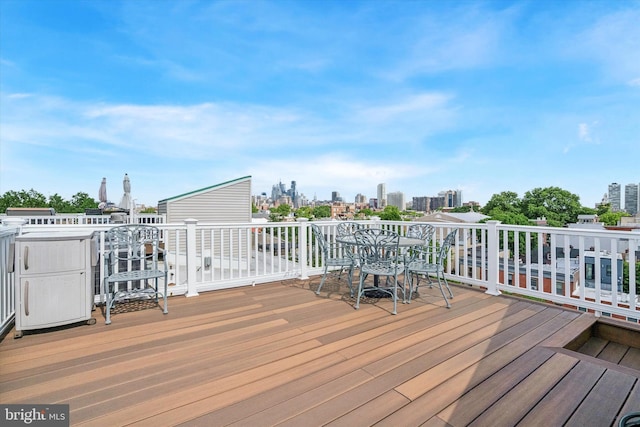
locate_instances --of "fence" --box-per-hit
[1,218,638,336]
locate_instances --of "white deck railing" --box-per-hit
[0,213,166,226]
[1,218,638,336]
[0,228,17,335]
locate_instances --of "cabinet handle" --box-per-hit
[24,246,29,270]
[24,281,29,316]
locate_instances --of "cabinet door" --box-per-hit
[18,273,87,328]
[19,240,86,275]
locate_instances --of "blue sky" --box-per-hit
[1,0,639,208]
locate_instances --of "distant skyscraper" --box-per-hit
[438,189,462,208]
[608,183,621,211]
[377,183,386,208]
[387,191,405,210]
[412,196,428,212]
[289,180,298,208]
[624,183,639,215]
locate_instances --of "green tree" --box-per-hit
[269,212,282,222]
[251,203,259,213]
[520,186,582,226]
[274,204,291,216]
[0,189,48,212]
[312,205,331,218]
[69,192,98,213]
[0,190,23,212]
[358,208,373,218]
[596,203,611,216]
[481,191,521,216]
[268,204,291,222]
[599,211,630,226]
[379,205,401,221]
[48,193,72,213]
[294,206,313,219]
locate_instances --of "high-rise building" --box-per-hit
[387,191,405,210]
[287,180,300,208]
[354,193,367,204]
[438,189,463,208]
[608,182,621,211]
[377,183,386,208]
[412,196,429,212]
[624,183,639,215]
[331,191,342,202]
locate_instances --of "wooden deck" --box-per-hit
[1,275,639,426]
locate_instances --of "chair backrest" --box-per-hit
[336,221,364,237]
[106,224,161,272]
[407,224,435,242]
[436,229,458,267]
[310,223,329,257]
[354,228,400,265]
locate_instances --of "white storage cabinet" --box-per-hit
[14,231,98,338]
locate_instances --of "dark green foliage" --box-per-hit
[0,189,98,213]
[379,206,401,221]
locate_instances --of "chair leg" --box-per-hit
[442,273,454,299]
[161,277,168,314]
[316,265,329,295]
[105,281,112,325]
[354,274,365,310]
[403,272,415,304]
[391,277,398,315]
[347,266,355,297]
[436,274,451,308]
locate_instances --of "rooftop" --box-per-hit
[1,276,639,426]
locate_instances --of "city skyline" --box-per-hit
[1,1,639,207]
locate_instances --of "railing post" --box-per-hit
[184,218,199,297]
[485,220,501,296]
[297,218,309,280]
[1,217,26,234]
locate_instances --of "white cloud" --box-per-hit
[629,77,640,87]
[578,123,591,142]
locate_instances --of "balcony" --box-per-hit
[1,219,639,425]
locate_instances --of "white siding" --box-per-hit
[166,179,251,224]
[162,177,252,259]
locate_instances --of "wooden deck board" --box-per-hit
[1,277,639,427]
[621,346,640,370]
[374,307,581,426]
[517,359,606,426]
[567,368,638,427]
[467,352,579,426]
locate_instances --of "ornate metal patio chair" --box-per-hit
[336,221,364,237]
[404,228,458,308]
[353,228,403,315]
[406,223,435,240]
[104,224,168,324]
[311,223,358,297]
[402,223,436,265]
